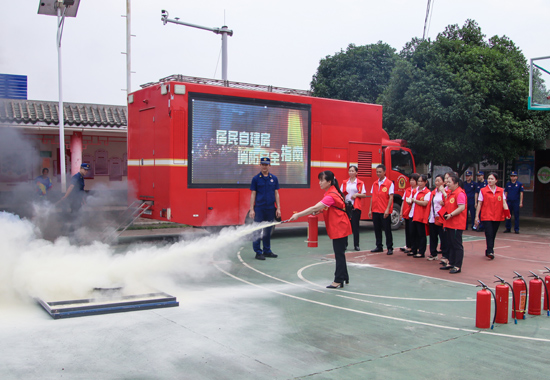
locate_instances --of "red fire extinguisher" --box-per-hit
[512,271,528,320]
[307,214,318,248]
[544,267,550,314]
[528,271,543,316]
[476,280,496,329]
[494,275,516,324]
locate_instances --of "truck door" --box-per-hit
[349,142,382,217]
[136,107,156,201]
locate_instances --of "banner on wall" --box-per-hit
[516,156,535,191]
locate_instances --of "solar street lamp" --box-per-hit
[38,0,81,192]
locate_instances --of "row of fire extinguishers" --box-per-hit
[476,267,550,329]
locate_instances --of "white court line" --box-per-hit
[297,261,475,301]
[235,248,324,294]
[214,261,550,343]
[498,238,550,246]
[494,246,511,249]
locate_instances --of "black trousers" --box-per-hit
[446,228,464,268]
[413,221,427,255]
[483,220,501,255]
[346,209,362,248]
[372,212,393,250]
[429,222,447,258]
[404,218,412,249]
[332,237,349,283]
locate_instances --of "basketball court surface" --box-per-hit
[1,223,549,379]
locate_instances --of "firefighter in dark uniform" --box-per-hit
[249,157,281,260]
[58,163,90,213]
[474,171,487,231]
[463,170,476,230]
[504,171,524,234]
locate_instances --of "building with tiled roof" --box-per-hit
[0,98,128,193]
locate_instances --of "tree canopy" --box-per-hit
[378,20,550,174]
[310,42,398,103]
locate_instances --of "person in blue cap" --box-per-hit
[35,168,53,197]
[504,171,524,234]
[249,157,281,260]
[58,163,90,213]
[463,170,476,230]
[474,171,487,231]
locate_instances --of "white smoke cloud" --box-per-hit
[0,211,275,305]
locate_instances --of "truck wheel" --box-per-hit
[390,204,402,230]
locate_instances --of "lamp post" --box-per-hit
[161,10,233,81]
[38,0,80,193]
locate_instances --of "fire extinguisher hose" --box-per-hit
[495,275,517,324]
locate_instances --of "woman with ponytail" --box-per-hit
[289,171,352,288]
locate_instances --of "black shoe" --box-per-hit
[487,252,495,260]
[345,279,349,285]
[440,265,453,270]
[264,252,278,258]
[503,229,511,233]
[407,251,416,256]
[354,246,360,251]
[413,253,425,258]
[326,282,343,289]
[370,247,383,253]
[387,249,393,255]
[515,231,519,234]
[449,267,461,274]
[255,254,266,260]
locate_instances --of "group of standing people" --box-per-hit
[250,157,518,287]
[400,172,466,273]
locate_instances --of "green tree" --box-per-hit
[379,19,550,175]
[311,42,398,103]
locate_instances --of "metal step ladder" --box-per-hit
[102,201,152,242]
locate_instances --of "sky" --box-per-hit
[0,0,548,106]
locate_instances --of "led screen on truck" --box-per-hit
[188,93,311,188]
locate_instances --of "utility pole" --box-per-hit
[161,10,233,81]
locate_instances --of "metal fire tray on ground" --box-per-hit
[36,292,179,319]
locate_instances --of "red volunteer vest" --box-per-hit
[402,187,413,220]
[342,178,365,210]
[371,178,394,214]
[444,187,467,230]
[322,186,352,240]
[480,186,505,221]
[412,187,431,224]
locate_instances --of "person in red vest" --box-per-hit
[341,165,367,251]
[289,170,352,289]
[400,173,419,253]
[427,174,447,261]
[368,164,394,255]
[410,174,431,258]
[440,174,467,274]
[474,172,510,260]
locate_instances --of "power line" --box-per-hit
[422,0,435,40]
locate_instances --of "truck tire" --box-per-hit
[390,203,402,230]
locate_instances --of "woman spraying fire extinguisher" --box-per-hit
[474,172,510,260]
[289,171,352,289]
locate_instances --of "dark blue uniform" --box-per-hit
[250,172,279,255]
[463,180,476,229]
[505,181,523,232]
[69,172,86,213]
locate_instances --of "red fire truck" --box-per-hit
[127,75,415,229]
